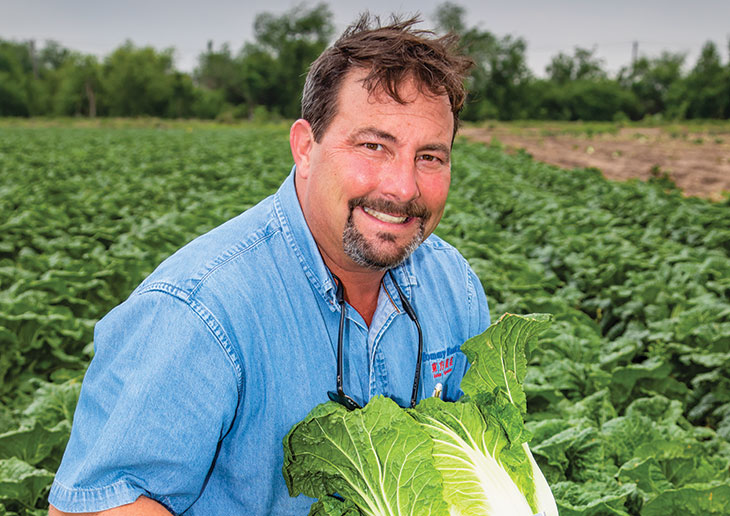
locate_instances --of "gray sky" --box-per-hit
[3,0,729,76]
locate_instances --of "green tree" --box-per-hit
[681,41,728,118]
[434,2,532,120]
[0,40,31,116]
[248,2,334,118]
[195,42,244,104]
[533,79,639,121]
[546,47,606,84]
[433,1,466,34]
[0,39,66,115]
[38,40,71,70]
[545,52,574,85]
[101,41,177,117]
[618,52,685,117]
[0,38,98,117]
[726,38,730,118]
[53,53,102,116]
[194,3,334,120]
[725,37,730,119]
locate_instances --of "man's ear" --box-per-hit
[290,119,314,179]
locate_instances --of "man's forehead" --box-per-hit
[347,68,450,106]
[319,68,454,144]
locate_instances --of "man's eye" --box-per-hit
[418,154,442,164]
[363,142,382,151]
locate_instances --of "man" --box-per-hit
[49,15,489,515]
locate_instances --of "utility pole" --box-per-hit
[631,41,638,67]
[29,39,39,79]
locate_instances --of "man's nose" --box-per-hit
[379,157,419,203]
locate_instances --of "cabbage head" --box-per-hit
[283,313,558,516]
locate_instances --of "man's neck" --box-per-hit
[323,256,384,327]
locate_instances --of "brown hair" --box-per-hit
[301,14,473,142]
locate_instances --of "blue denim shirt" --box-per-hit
[49,169,490,515]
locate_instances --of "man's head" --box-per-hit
[301,14,473,143]
[291,15,472,275]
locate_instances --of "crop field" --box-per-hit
[1,122,729,515]
[462,121,730,200]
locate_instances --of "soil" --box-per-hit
[460,125,730,201]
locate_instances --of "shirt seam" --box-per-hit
[52,477,130,493]
[50,478,177,515]
[135,282,244,405]
[465,259,477,332]
[273,184,336,309]
[187,228,280,299]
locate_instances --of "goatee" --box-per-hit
[342,196,430,270]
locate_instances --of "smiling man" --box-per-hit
[292,67,455,326]
[49,15,489,515]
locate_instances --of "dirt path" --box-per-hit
[461,125,730,201]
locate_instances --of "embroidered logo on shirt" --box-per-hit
[423,346,460,379]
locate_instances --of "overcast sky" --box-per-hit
[3,0,729,77]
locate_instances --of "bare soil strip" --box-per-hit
[461,125,730,201]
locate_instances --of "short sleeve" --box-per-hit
[49,287,241,514]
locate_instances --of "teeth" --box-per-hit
[363,207,408,224]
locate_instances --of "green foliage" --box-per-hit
[0,41,33,116]
[52,53,101,117]
[0,124,294,513]
[619,52,685,117]
[460,313,552,413]
[440,140,730,514]
[681,41,730,119]
[432,2,729,122]
[2,3,730,121]
[533,79,642,121]
[284,396,450,515]
[101,42,176,116]
[251,2,334,118]
[435,3,533,121]
[546,47,607,84]
[0,124,729,514]
[284,314,558,516]
[195,3,334,119]
[0,458,54,512]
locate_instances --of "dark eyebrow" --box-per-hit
[419,143,451,162]
[350,127,397,143]
[350,127,451,162]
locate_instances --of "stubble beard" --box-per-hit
[342,196,430,270]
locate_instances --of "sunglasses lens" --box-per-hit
[327,390,361,411]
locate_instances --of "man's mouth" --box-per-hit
[349,196,430,226]
[362,207,409,224]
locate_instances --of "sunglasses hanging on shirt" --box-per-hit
[327,270,423,410]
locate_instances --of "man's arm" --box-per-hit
[48,291,241,513]
[49,496,172,516]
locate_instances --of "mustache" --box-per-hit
[348,196,431,220]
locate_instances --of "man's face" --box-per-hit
[294,68,453,273]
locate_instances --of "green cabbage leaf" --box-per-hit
[283,313,558,516]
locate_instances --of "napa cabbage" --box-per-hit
[283,313,558,516]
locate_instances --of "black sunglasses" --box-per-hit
[327,270,423,410]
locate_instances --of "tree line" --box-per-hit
[2,2,729,121]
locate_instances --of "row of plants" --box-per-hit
[0,124,727,514]
[441,139,729,514]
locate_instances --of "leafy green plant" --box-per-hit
[284,313,559,515]
[0,123,728,514]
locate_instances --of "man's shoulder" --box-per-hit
[414,233,470,267]
[410,233,480,299]
[135,195,282,299]
[411,233,490,334]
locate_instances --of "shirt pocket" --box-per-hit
[421,345,464,401]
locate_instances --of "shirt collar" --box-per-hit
[273,166,418,311]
